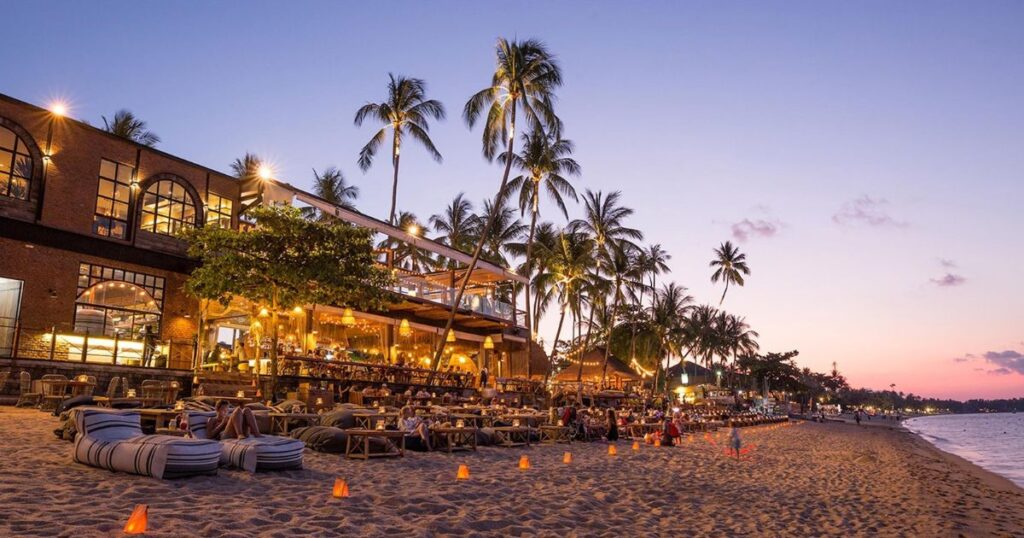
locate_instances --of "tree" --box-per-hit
[502,127,580,380]
[650,283,693,396]
[303,167,358,219]
[570,190,643,250]
[102,109,160,147]
[182,205,394,394]
[354,74,445,225]
[379,211,434,272]
[533,229,594,382]
[710,240,750,305]
[472,197,527,269]
[629,244,670,364]
[429,193,477,266]
[230,153,263,182]
[434,37,562,368]
[598,243,644,386]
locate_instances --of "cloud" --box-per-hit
[952,357,970,363]
[832,196,908,228]
[731,218,781,242]
[938,258,957,269]
[988,368,1013,376]
[930,273,966,287]
[982,350,1024,375]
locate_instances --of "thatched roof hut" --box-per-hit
[553,347,642,389]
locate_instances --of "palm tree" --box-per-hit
[570,190,643,250]
[629,244,671,362]
[230,153,262,181]
[434,38,562,367]
[472,197,527,268]
[102,109,160,147]
[599,243,644,386]
[354,74,445,225]
[303,167,358,219]
[429,193,477,267]
[378,211,434,272]
[721,313,759,388]
[502,127,580,379]
[710,241,750,305]
[534,230,594,382]
[650,283,693,397]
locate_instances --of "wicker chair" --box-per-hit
[0,370,9,395]
[15,371,42,408]
[40,374,69,411]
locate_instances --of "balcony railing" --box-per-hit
[392,274,522,323]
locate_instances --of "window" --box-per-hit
[0,277,23,356]
[75,263,164,338]
[93,159,134,239]
[140,179,197,236]
[206,192,233,229]
[0,125,33,201]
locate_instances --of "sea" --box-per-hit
[904,413,1024,488]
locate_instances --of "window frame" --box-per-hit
[139,178,198,236]
[92,158,135,239]
[0,125,34,201]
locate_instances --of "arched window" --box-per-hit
[139,179,197,235]
[73,281,162,338]
[0,125,33,200]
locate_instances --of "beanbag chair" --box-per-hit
[319,408,357,429]
[187,411,304,472]
[290,426,349,454]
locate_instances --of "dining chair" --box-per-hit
[15,372,42,407]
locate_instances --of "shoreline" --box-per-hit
[2,408,1023,536]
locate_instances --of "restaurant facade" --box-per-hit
[0,93,542,396]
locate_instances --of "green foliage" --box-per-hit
[181,205,394,310]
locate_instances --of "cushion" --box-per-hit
[290,426,349,454]
[55,395,95,416]
[476,427,496,446]
[319,409,356,430]
[221,436,304,472]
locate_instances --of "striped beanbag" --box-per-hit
[186,411,303,472]
[73,408,221,479]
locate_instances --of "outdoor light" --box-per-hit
[680,372,689,385]
[49,102,67,117]
[518,455,530,470]
[122,505,147,535]
[446,330,456,343]
[399,319,412,337]
[455,419,465,428]
[332,479,350,498]
[236,390,245,398]
[483,336,495,350]
[375,420,385,431]
[341,308,356,327]
[258,307,270,318]
[563,452,572,464]
[257,165,273,180]
[407,224,420,236]
[456,464,470,480]
[292,306,303,314]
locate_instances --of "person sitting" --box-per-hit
[415,388,431,399]
[206,400,261,440]
[398,406,431,451]
[606,408,619,442]
[660,418,679,447]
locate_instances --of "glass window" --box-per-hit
[139,179,197,236]
[75,263,166,338]
[93,159,134,239]
[205,193,233,229]
[0,277,24,356]
[0,125,33,201]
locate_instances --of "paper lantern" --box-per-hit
[446,330,456,343]
[236,390,245,398]
[332,478,350,498]
[126,388,137,398]
[456,464,470,480]
[399,319,412,338]
[632,441,640,451]
[518,455,530,470]
[654,439,662,447]
[608,444,617,456]
[563,452,573,464]
[483,336,495,350]
[123,504,147,535]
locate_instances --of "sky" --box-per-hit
[3,1,1022,399]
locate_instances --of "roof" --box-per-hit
[554,347,642,382]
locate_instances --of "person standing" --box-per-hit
[479,366,489,388]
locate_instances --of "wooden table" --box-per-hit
[67,381,97,397]
[345,429,406,459]
[501,415,544,427]
[431,427,478,453]
[136,408,184,430]
[352,411,399,430]
[492,426,533,448]
[628,422,662,439]
[269,412,321,434]
[539,425,571,444]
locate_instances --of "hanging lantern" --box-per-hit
[123,504,148,535]
[518,455,530,470]
[562,452,573,464]
[258,307,270,318]
[399,319,412,338]
[332,478,350,498]
[341,308,356,327]
[483,336,495,350]
[446,330,456,343]
[456,464,470,480]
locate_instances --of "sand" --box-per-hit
[1,407,1022,537]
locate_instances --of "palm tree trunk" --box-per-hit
[432,101,518,369]
[269,289,280,398]
[389,138,401,225]
[719,279,729,305]
[600,283,622,388]
[575,298,597,383]
[544,303,567,386]
[523,185,539,381]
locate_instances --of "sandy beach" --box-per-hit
[1,408,1022,537]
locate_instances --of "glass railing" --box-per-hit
[392,274,519,322]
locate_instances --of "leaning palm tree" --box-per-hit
[302,167,358,219]
[102,109,160,147]
[354,74,445,225]
[710,240,750,305]
[501,127,580,378]
[429,193,477,267]
[433,38,563,367]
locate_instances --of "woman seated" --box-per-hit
[398,406,432,451]
[660,418,680,446]
[206,400,262,440]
